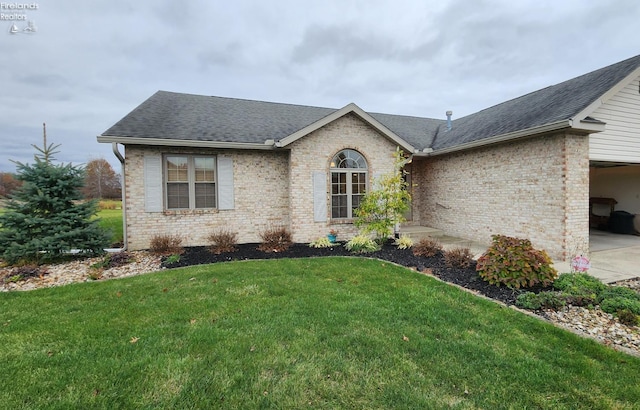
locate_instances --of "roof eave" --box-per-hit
[423,119,604,157]
[97,135,277,150]
[276,103,417,153]
[572,65,640,121]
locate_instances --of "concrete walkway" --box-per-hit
[433,230,640,284]
[554,230,640,283]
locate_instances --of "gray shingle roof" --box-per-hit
[432,54,640,151]
[102,91,337,144]
[102,54,640,153]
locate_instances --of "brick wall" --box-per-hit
[413,132,589,260]
[123,113,401,249]
[124,145,290,250]
[287,113,399,243]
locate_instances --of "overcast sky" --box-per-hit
[1,0,639,172]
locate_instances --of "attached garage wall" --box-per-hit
[590,74,640,163]
[414,132,590,260]
[590,165,640,215]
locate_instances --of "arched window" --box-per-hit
[330,149,367,219]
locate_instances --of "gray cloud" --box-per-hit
[1,0,640,172]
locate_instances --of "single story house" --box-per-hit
[98,54,640,260]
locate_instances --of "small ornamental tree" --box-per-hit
[354,148,411,243]
[0,141,110,264]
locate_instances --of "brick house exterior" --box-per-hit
[99,55,640,260]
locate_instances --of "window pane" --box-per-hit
[195,183,216,208]
[332,172,346,195]
[195,157,215,182]
[331,149,367,169]
[352,172,366,194]
[332,195,347,218]
[167,156,188,182]
[352,194,363,210]
[167,183,189,209]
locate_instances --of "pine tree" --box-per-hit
[0,137,110,264]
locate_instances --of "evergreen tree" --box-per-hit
[0,141,109,264]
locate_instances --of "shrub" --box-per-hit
[394,235,413,250]
[150,234,184,256]
[354,149,411,243]
[616,309,639,327]
[2,264,46,283]
[208,229,238,254]
[309,237,333,248]
[597,286,640,304]
[536,291,567,310]
[258,226,292,253]
[443,247,473,269]
[477,235,557,289]
[516,292,542,310]
[600,297,640,316]
[412,238,442,258]
[516,291,567,311]
[553,273,605,307]
[345,235,380,254]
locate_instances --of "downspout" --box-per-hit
[111,143,127,250]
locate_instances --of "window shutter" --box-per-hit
[372,172,383,190]
[144,153,163,212]
[217,156,234,210]
[313,171,327,222]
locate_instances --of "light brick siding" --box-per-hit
[287,113,399,243]
[123,114,400,249]
[124,145,290,250]
[413,132,589,260]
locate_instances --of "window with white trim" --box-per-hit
[330,149,367,219]
[165,155,216,209]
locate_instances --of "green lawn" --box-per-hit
[93,200,123,246]
[96,208,123,246]
[1,258,639,409]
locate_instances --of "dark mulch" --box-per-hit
[164,242,528,306]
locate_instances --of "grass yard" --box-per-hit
[95,201,123,246]
[1,258,639,409]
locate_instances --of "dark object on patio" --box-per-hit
[609,210,636,235]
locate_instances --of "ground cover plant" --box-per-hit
[1,258,639,409]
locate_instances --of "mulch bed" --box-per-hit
[163,242,529,306]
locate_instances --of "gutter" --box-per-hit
[418,120,573,157]
[111,142,127,251]
[98,136,277,150]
